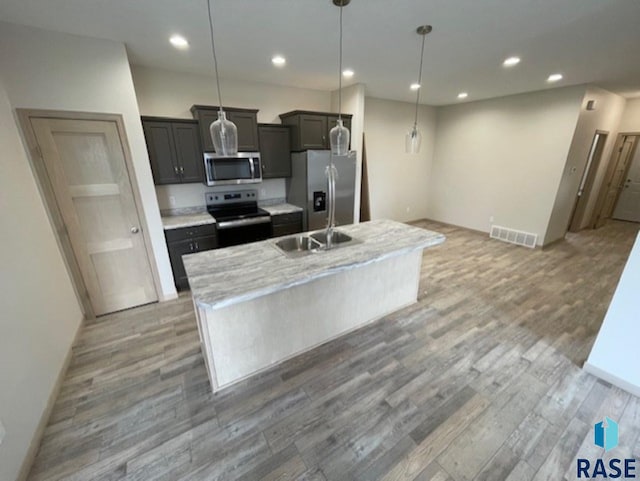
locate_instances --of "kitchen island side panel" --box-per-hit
[200,249,422,390]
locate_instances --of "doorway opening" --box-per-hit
[612,135,640,223]
[593,134,640,228]
[568,131,608,232]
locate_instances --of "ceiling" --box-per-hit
[1,0,640,105]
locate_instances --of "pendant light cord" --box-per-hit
[207,0,224,113]
[337,3,343,120]
[413,32,427,128]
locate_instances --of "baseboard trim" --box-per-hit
[410,218,489,237]
[540,236,565,250]
[160,291,179,302]
[583,361,640,398]
[16,315,85,481]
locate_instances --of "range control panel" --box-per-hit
[206,190,258,206]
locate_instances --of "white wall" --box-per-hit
[363,97,436,222]
[332,84,366,221]
[544,87,626,242]
[0,22,176,300]
[131,65,333,210]
[428,86,585,244]
[618,97,640,133]
[0,80,84,481]
[585,232,640,397]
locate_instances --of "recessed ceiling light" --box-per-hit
[342,69,354,78]
[169,35,189,49]
[503,56,521,67]
[547,73,563,83]
[457,92,469,99]
[410,83,421,91]
[272,55,286,67]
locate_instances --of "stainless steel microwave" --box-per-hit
[204,152,262,186]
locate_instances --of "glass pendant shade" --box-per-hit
[210,110,238,155]
[330,119,350,156]
[405,125,422,154]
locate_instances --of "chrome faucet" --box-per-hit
[325,162,338,249]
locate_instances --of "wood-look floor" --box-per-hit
[28,220,640,481]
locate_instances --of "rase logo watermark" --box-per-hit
[577,417,637,478]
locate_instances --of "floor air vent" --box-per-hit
[490,225,537,249]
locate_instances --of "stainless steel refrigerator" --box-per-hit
[287,150,357,231]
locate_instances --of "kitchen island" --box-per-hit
[183,219,445,392]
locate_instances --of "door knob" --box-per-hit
[131,227,140,234]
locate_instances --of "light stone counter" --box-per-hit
[260,203,303,216]
[161,213,215,230]
[184,219,445,392]
[161,203,299,230]
[184,219,445,310]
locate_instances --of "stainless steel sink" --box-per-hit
[274,235,322,257]
[274,230,360,257]
[310,230,353,245]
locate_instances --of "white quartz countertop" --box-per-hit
[161,203,302,230]
[260,203,303,216]
[162,213,215,230]
[183,219,445,310]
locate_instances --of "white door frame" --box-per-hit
[17,109,161,318]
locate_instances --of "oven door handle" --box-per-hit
[216,217,272,229]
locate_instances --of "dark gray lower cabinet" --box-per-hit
[165,224,217,291]
[271,211,303,237]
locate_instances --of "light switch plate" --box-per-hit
[0,419,6,445]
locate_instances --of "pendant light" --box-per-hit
[406,25,432,154]
[329,0,350,156]
[206,0,238,155]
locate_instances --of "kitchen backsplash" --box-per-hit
[155,178,287,211]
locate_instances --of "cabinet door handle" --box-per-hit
[194,241,199,250]
[174,166,179,175]
[189,242,194,252]
[180,166,184,174]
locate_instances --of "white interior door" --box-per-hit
[613,142,640,223]
[31,118,158,315]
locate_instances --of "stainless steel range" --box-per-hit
[206,190,272,248]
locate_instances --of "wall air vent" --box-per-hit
[490,225,537,249]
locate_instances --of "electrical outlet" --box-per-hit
[406,206,411,213]
[169,196,176,207]
[0,419,6,445]
[260,188,267,197]
[489,216,494,223]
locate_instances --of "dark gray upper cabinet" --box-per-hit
[258,124,291,178]
[279,111,353,151]
[191,105,259,152]
[172,123,204,183]
[327,115,352,143]
[143,121,180,184]
[298,115,327,150]
[142,117,203,185]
